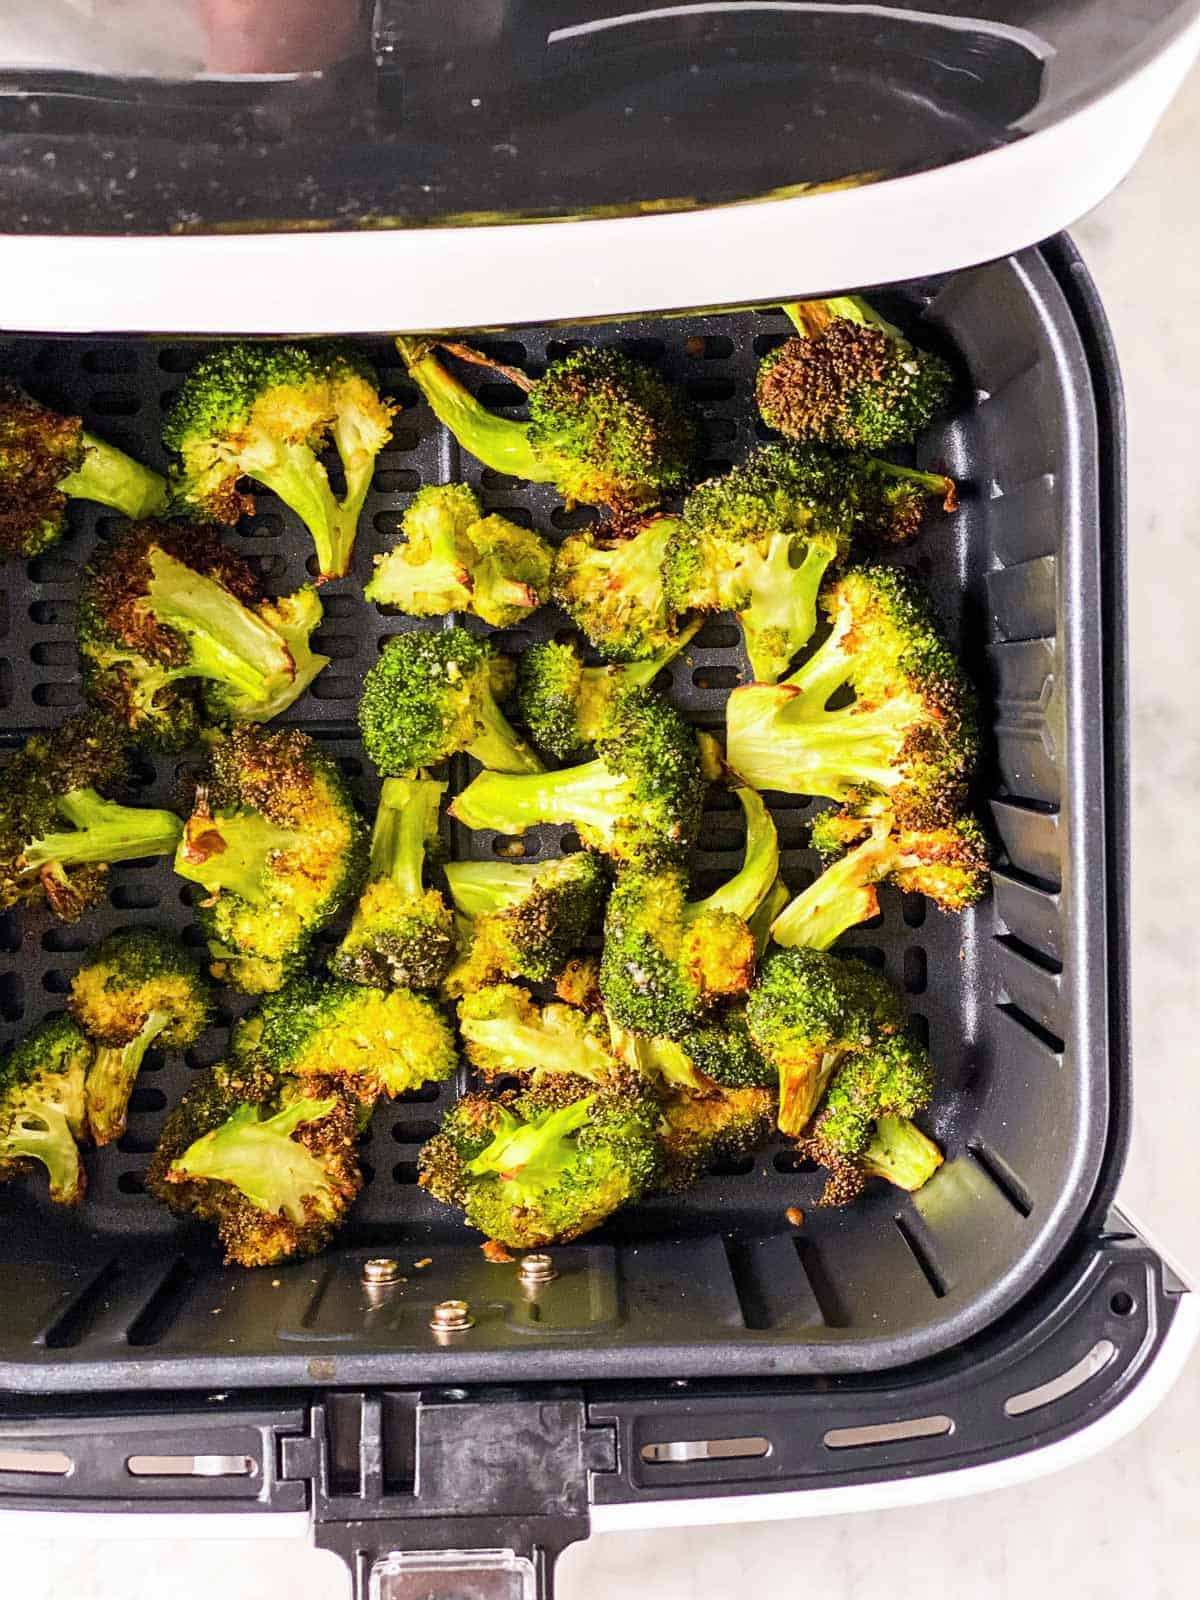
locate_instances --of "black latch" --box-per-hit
[288,1389,616,1598]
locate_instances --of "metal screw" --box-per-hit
[362,1257,400,1286]
[518,1252,557,1286]
[430,1299,474,1333]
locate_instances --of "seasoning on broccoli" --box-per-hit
[0,1015,92,1206]
[365,482,553,627]
[756,296,953,452]
[331,775,456,991]
[0,382,167,561]
[69,929,212,1145]
[163,343,395,582]
[0,716,183,923]
[146,1059,365,1266]
[444,850,607,992]
[174,725,367,993]
[396,339,701,513]
[358,626,543,776]
[78,519,328,748]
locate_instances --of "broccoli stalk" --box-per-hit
[176,803,303,905]
[168,1092,342,1218]
[862,1115,943,1190]
[397,339,548,482]
[466,1097,595,1201]
[85,1014,170,1146]
[22,791,183,920]
[457,985,617,1083]
[57,433,167,518]
[143,549,296,701]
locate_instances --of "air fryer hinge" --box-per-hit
[292,1390,616,1599]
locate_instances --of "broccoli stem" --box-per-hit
[870,458,958,512]
[58,432,168,519]
[396,339,552,483]
[237,438,347,581]
[3,1105,85,1204]
[771,820,890,950]
[689,788,779,924]
[442,860,533,918]
[778,1049,842,1138]
[86,1009,172,1146]
[146,550,294,700]
[468,696,545,775]
[170,1095,338,1218]
[175,809,303,904]
[782,296,909,346]
[467,1098,593,1197]
[450,760,630,836]
[461,1011,612,1083]
[370,776,444,900]
[23,790,183,874]
[737,532,836,684]
[862,1115,943,1190]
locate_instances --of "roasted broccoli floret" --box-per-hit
[77,519,328,748]
[745,946,905,1137]
[799,1032,942,1204]
[450,688,703,865]
[365,482,553,627]
[517,621,701,762]
[655,1084,776,1192]
[418,1078,659,1247]
[0,716,183,923]
[331,776,455,990]
[757,297,954,452]
[727,564,979,831]
[456,983,618,1083]
[444,851,607,991]
[599,787,778,1036]
[0,382,167,560]
[676,1008,777,1090]
[396,340,701,513]
[174,725,368,993]
[359,626,543,776]
[772,805,990,950]
[551,514,696,662]
[163,343,395,582]
[231,974,457,1100]
[69,929,212,1145]
[0,1015,91,1205]
[146,1059,364,1266]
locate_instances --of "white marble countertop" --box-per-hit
[3,51,1199,1600]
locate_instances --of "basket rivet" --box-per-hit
[431,1299,474,1333]
[362,1257,400,1286]
[518,1252,557,1286]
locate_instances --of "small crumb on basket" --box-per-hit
[785,1206,806,1228]
[414,1257,432,1269]
[481,1240,515,1264]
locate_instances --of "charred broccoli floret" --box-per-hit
[163,343,395,582]
[727,564,979,831]
[146,1059,364,1266]
[359,627,543,776]
[0,1015,92,1205]
[444,851,607,992]
[450,688,703,866]
[418,1078,659,1247]
[745,946,905,1137]
[550,514,696,662]
[517,622,701,762]
[69,929,212,1145]
[174,726,368,993]
[77,519,328,748]
[0,716,183,923]
[365,482,553,627]
[231,974,457,1100]
[772,804,990,950]
[757,297,954,452]
[0,382,166,560]
[456,983,617,1083]
[331,776,455,990]
[655,1084,776,1192]
[396,340,701,513]
[599,787,778,1036]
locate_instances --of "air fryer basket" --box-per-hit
[0,245,1114,1393]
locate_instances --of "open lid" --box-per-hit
[0,1,1198,330]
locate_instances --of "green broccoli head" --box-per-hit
[174,725,368,994]
[396,339,700,513]
[359,626,544,776]
[231,973,457,1099]
[756,297,953,452]
[163,342,395,581]
[0,382,166,561]
[677,1009,777,1090]
[655,1083,776,1192]
[146,1059,364,1266]
[366,483,553,628]
[419,1079,660,1247]
[444,850,607,991]
[332,776,456,991]
[456,983,617,1083]
[746,947,906,1137]
[727,563,979,831]
[450,688,703,866]
[0,716,183,923]
[69,929,212,1146]
[551,515,691,662]
[0,1015,92,1206]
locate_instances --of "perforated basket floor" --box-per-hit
[0,247,1118,1391]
